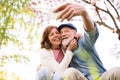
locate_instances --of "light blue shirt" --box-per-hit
[69,23,106,80]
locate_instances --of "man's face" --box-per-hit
[60,26,76,47]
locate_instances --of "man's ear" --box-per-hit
[74,33,82,40]
[72,30,76,34]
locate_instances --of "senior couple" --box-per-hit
[36,3,120,80]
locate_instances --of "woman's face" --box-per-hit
[48,28,61,49]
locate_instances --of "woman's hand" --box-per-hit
[37,64,42,72]
[67,39,78,51]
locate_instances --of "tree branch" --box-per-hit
[104,0,119,29]
[74,0,120,40]
[96,21,114,31]
[107,0,120,21]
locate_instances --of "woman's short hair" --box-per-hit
[40,26,58,49]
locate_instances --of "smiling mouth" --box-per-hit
[62,37,68,40]
[54,38,60,41]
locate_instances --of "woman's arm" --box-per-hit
[39,39,77,73]
[59,39,77,72]
[59,50,73,72]
[39,48,60,72]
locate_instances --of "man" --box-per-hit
[54,3,120,80]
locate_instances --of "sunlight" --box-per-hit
[1,0,120,80]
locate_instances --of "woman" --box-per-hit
[36,25,79,80]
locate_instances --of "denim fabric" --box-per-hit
[36,68,63,80]
[36,68,50,80]
[52,72,63,80]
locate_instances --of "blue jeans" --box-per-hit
[36,68,63,80]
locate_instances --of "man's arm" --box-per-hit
[81,11,94,32]
[53,3,94,32]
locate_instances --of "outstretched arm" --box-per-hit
[54,3,94,32]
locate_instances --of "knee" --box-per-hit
[100,67,120,80]
[63,68,86,80]
[107,67,120,75]
[64,68,75,73]
[36,68,49,80]
[110,67,120,77]
[63,68,79,76]
[63,68,77,80]
[52,72,63,80]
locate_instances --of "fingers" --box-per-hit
[56,5,70,20]
[53,3,84,22]
[54,3,75,21]
[67,39,77,51]
[54,3,80,22]
[37,64,42,72]
[61,8,74,21]
[53,3,70,13]
[70,39,78,50]
[70,39,77,46]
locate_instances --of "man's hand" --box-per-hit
[53,3,87,22]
